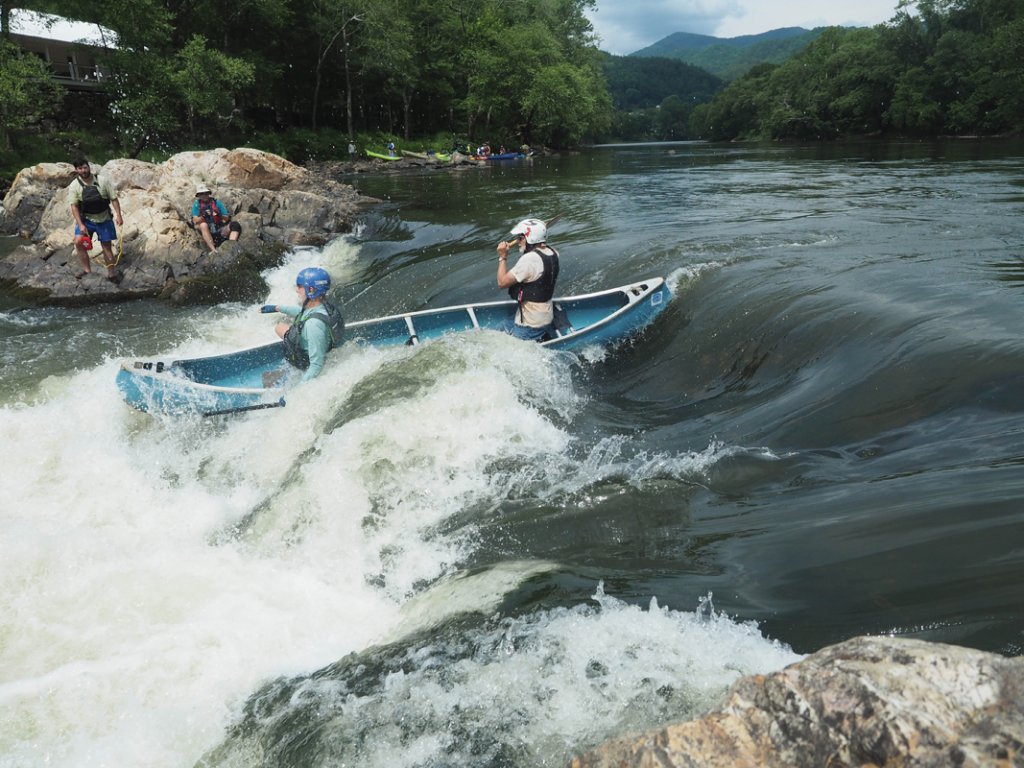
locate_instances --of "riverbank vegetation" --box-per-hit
[0,0,1022,182]
[691,0,1024,140]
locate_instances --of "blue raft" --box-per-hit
[116,277,671,416]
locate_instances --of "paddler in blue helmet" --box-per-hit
[260,267,345,381]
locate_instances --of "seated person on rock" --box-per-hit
[191,184,241,252]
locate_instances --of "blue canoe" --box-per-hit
[116,277,671,416]
[473,152,524,161]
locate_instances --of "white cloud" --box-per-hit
[587,0,743,55]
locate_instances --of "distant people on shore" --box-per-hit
[348,141,356,159]
[387,141,396,157]
[68,156,123,284]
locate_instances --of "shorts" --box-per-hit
[75,218,117,243]
[505,320,553,342]
[211,220,242,245]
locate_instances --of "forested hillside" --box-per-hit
[0,0,612,160]
[691,0,1024,141]
[632,27,823,81]
[0,0,1022,174]
[602,55,721,110]
[600,54,722,141]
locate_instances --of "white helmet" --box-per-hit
[509,218,547,245]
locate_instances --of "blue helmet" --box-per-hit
[297,267,331,299]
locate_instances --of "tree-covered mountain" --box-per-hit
[601,54,722,111]
[597,53,723,142]
[631,27,825,81]
[691,0,1024,141]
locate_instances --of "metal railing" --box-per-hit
[49,62,107,88]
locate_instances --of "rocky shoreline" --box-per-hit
[0,147,559,307]
[569,635,1023,767]
[0,148,379,307]
[309,148,541,178]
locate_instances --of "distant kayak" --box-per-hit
[401,150,451,162]
[366,150,401,161]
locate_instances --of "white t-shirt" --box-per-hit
[509,248,555,327]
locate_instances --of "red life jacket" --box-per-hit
[197,198,224,228]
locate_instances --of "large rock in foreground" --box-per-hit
[0,148,375,306]
[570,635,1023,767]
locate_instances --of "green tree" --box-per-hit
[307,0,364,131]
[693,63,775,140]
[603,54,722,111]
[107,51,179,155]
[459,5,609,146]
[170,35,255,138]
[695,0,1024,141]
[360,0,417,138]
[0,37,63,149]
[929,29,994,133]
[988,18,1024,132]
[654,95,692,140]
[886,66,943,133]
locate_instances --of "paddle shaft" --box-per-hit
[202,397,286,418]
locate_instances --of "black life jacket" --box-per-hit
[76,176,111,216]
[508,246,560,320]
[282,300,346,370]
[196,197,224,228]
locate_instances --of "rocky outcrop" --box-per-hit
[569,636,1023,768]
[0,148,376,306]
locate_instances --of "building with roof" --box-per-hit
[8,10,116,91]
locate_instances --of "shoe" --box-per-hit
[107,273,122,285]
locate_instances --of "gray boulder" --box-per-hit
[0,148,376,306]
[569,635,1024,767]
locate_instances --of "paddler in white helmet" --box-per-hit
[495,217,560,341]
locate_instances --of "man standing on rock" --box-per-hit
[68,157,123,283]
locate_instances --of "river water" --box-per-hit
[2,140,1023,767]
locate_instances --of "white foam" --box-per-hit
[241,584,802,768]
[0,242,793,767]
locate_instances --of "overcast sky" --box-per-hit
[587,0,907,55]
